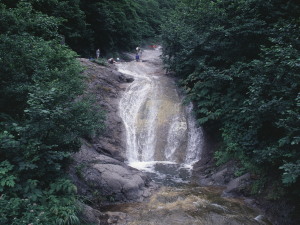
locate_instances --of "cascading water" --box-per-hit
[185,103,204,165]
[118,48,204,184]
[105,48,272,225]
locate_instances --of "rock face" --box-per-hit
[78,202,103,225]
[70,143,155,203]
[192,132,251,195]
[192,132,297,225]
[79,58,131,161]
[223,173,251,196]
[69,59,156,205]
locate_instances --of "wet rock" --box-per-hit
[117,73,134,83]
[126,77,134,83]
[211,168,228,184]
[78,202,103,225]
[106,211,128,225]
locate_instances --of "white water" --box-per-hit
[118,48,204,181]
[111,48,272,225]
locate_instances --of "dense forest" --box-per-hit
[0,0,174,224]
[1,0,300,224]
[161,0,300,215]
[1,0,175,56]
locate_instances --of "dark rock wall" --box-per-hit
[192,128,297,225]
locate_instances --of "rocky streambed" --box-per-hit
[100,185,272,225]
[68,53,292,225]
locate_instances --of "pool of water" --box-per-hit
[101,185,271,225]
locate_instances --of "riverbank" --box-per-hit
[68,57,159,224]
[192,130,298,225]
[69,49,286,225]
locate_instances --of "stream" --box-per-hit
[103,47,272,225]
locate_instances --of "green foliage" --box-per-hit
[0,179,80,225]
[75,163,86,179]
[91,58,108,67]
[80,0,176,55]
[0,1,60,40]
[0,160,16,191]
[29,0,92,54]
[161,0,300,200]
[280,160,300,185]
[1,0,176,56]
[251,178,267,195]
[0,2,104,224]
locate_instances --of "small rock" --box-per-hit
[126,77,134,83]
[78,202,102,225]
[106,211,128,224]
[223,173,251,196]
[142,189,151,198]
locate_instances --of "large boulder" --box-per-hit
[222,173,252,197]
[70,143,156,203]
[78,202,103,225]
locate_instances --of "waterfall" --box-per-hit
[118,69,151,162]
[118,49,203,179]
[185,103,204,165]
[111,50,270,224]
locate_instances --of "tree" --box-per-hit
[161,0,300,201]
[0,2,103,224]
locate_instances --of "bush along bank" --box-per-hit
[0,3,104,224]
[161,1,300,224]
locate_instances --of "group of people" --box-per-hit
[94,46,144,64]
[95,48,118,64]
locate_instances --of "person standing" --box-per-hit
[135,53,140,62]
[136,47,142,61]
[96,49,100,59]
